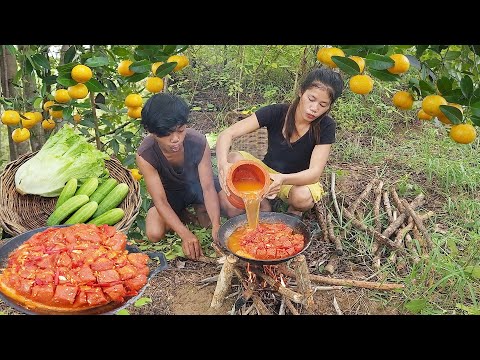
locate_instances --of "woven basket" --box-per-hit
[231,128,268,160]
[0,151,141,236]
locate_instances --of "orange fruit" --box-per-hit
[21,112,37,129]
[417,109,433,121]
[130,168,143,181]
[145,77,164,93]
[422,95,447,117]
[349,56,365,73]
[450,123,477,144]
[71,64,93,83]
[349,74,374,95]
[125,94,143,108]
[43,100,55,112]
[151,61,164,75]
[387,54,410,74]
[33,111,43,123]
[167,55,189,72]
[317,47,345,68]
[73,114,82,123]
[67,83,89,99]
[118,60,135,76]
[54,89,71,103]
[49,109,63,119]
[392,91,414,110]
[127,106,142,119]
[42,119,56,130]
[437,103,463,124]
[12,128,30,143]
[1,110,20,125]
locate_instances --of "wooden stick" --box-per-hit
[293,255,315,312]
[372,180,384,255]
[401,199,433,249]
[279,296,286,315]
[285,298,300,315]
[252,294,272,315]
[327,212,343,254]
[348,178,377,213]
[278,264,404,291]
[381,194,425,239]
[343,208,404,252]
[405,233,421,264]
[330,172,342,226]
[251,268,304,304]
[383,190,393,223]
[210,254,238,309]
[390,186,404,213]
[198,275,219,284]
[314,201,330,243]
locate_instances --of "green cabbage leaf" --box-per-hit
[15,124,109,197]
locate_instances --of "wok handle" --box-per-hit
[145,251,168,277]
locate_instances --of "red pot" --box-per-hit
[226,160,271,209]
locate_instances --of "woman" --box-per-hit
[216,67,344,218]
[137,93,222,260]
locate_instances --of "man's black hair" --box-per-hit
[141,93,189,137]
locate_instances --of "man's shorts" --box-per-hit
[237,151,325,203]
[150,176,222,216]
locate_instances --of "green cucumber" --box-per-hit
[75,177,99,197]
[47,195,90,226]
[89,178,118,204]
[92,183,129,218]
[56,178,78,209]
[64,201,98,225]
[88,208,125,226]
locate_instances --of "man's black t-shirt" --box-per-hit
[255,104,336,174]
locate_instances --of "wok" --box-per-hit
[0,225,168,315]
[217,212,312,265]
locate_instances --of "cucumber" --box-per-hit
[64,201,98,225]
[56,178,78,209]
[47,195,90,226]
[92,183,129,218]
[89,178,118,204]
[88,208,125,226]
[75,177,99,197]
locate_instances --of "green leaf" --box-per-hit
[465,265,480,279]
[125,72,148,83]
[445,51,461,61]
[64,46,77,64]
[436,77,453,95]
[460,75,473,100]
[154,62,177,78]
[85,56,109,68]
[331,56,360,76]
[163,45,177,54]
[57,74,77,87]
[5,45,18,55]
[80,119,95,128]
[104,79,117,92]
[31,54,50,70]
[43,75,58,85]
[425,58,441,69]
[57,62,76,74]
[443,89,465,104]
[419,80,436,95]
[416,45,429,58]
[116,309,130,315]
[439,105,462,125]
[365,53,394,70]
[130,59,151,73]
[100,117,113,128]
[111,47,131,57]
[405,299,427,314]
[174,45,188,54]
[134,297,152,307]
[446,238,458,256]
[369,69,400,82]
[123,154,136,167]
[191,106,202,111]
[33,97,43,109]
[110,139,119,155]
[470,101,480,117]
[471,115,480,127]
[85,78,107,92]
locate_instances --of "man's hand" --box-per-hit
[265,173,285,199]
[181,232,204,260]
[212,222,220,244]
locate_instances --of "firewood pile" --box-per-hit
[315,174,436,274]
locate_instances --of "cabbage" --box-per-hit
[15,124,109,197]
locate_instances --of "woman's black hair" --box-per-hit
[284,67,344,146]
[141,93,190,137]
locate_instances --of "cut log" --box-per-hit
[293,255,314,312]
[252,294,272,315]
[327,212,343,254]
[401,199,433,249]
[314,201,330,243]
[210,254,238,309]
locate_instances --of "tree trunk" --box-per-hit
[1,45,30,160]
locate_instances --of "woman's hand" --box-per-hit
[218,161,233,196]
[265,173,285,199]
[181,231,204,260]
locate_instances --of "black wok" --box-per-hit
[217,212,312,265]
[0,225,168,315]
